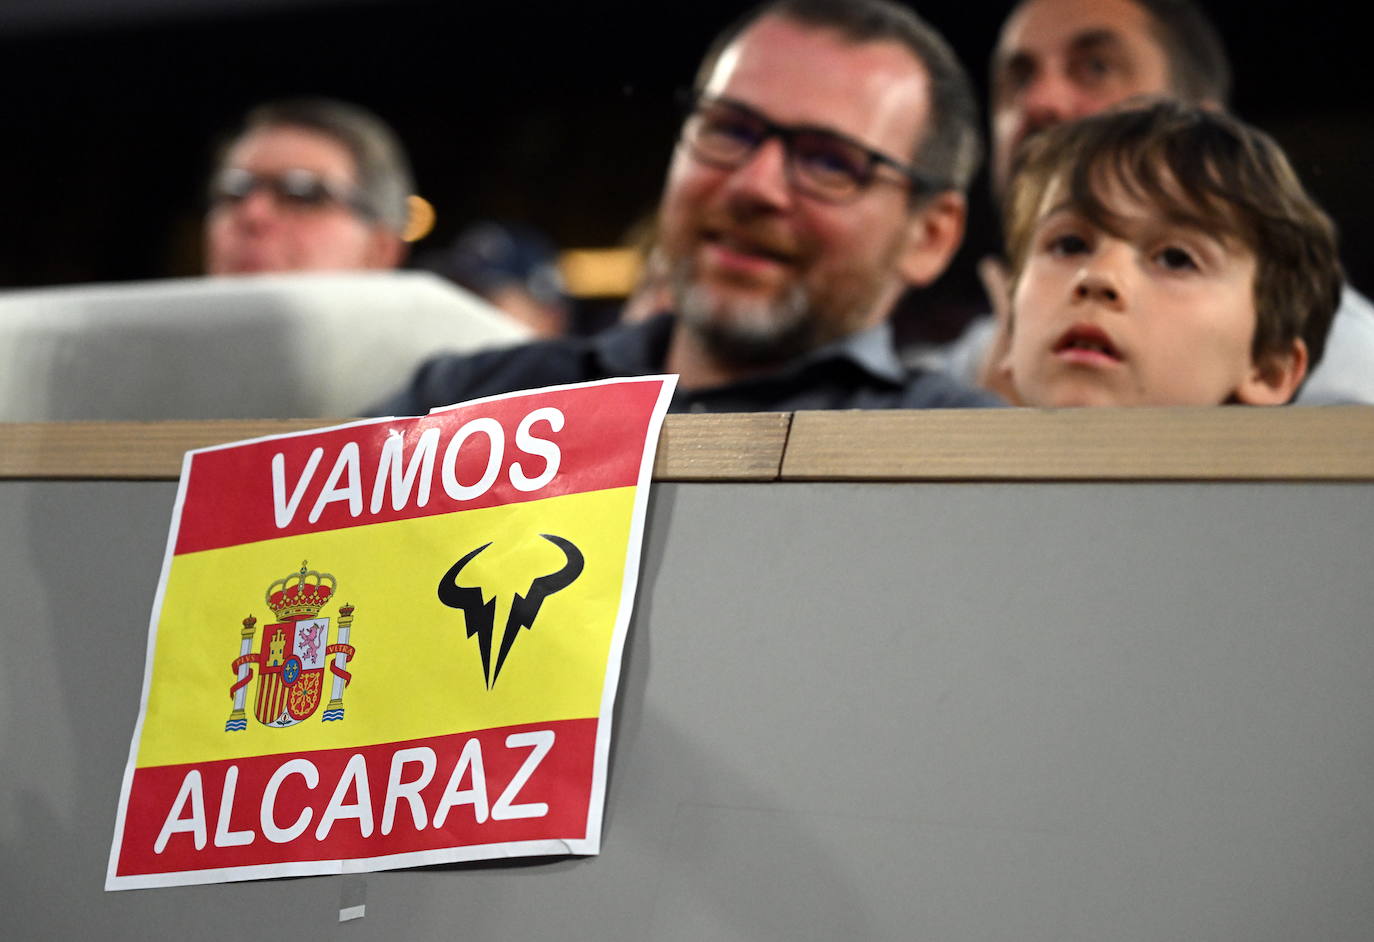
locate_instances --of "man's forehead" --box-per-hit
[997,0,1161,61]
[226,124,358,178]
[700,16,932,153]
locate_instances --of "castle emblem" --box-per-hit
[225,562,358,731]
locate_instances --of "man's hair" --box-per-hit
[1132,0,1232,105]
[223,98,415,233]
[694,0,983,193]
[1003,100,1342,373]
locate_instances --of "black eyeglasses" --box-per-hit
[209,168,377,220]
[680,96,943,204]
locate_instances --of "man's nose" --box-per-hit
[723,136,794,211]
[230,186,281,225]
[1020,69,1079,131]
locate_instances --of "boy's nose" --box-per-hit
[1072,263,1125,308]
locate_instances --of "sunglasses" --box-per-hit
[681,95,944,204]
[209,167,377,220]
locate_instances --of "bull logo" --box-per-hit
[437,534,584,688]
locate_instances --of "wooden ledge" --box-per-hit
[652,413,790,481]
[0,413,791,482]
[3,408,1372,483]
[783,407,1374,481]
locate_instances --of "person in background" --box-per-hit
[929,0,1373,405]
[205,97,418,275]
[999,101,1340,407]
[372,0,999,415]
[417,221,570,338]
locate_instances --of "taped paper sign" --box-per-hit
[106,376,675,890]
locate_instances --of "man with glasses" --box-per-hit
[205,98,415,275]
[373,0,998,415]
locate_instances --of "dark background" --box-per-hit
[0,0,1368,340]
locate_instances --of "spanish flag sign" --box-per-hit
[106,376,675,890]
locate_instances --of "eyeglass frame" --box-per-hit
[208,167,380,222]
[678,93,948,204]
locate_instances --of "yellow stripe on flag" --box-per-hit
[137,486,636,768]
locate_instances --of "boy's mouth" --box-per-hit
[1053,324,1123,365]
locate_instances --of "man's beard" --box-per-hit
[669,257,818,368]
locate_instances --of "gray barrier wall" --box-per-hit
[3,413,1373,940]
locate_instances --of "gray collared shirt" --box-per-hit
[369,313,1002,416]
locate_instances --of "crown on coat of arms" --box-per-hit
[265,561,337,620]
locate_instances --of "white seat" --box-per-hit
[0,271,529,420]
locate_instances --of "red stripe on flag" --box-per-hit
[174,380,664,554]
[116,718,597,877]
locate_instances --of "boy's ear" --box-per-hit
[1233,339,1309,405]
[977,259,1023,404]
[896,190,966,288]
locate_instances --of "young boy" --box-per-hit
[997,100,1342,407]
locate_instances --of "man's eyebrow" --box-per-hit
[1067,29,1129,56]
[993,28,1127,79]
[994,49,1035,78]
[703,94,865,146]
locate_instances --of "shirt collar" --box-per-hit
[828,319,905,384]
[592,312,675,375]
[592,312,905,386]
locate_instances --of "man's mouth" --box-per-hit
[1017,120,1055,153]
[1053,324,1123,365]
[700,229,797,274]
[1002,121,1056,182]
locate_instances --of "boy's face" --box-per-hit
[1005,175,1303,407]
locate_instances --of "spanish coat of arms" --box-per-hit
[225,562,357,731]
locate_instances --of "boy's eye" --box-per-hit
[1047,232,1090,256]
[1156,246,1199,271]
